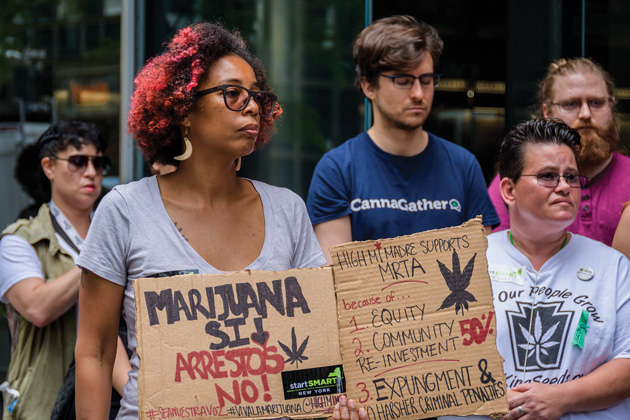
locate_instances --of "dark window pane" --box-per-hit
[59,25,80,56]
[105,22,120,40]
[86,25,101,49]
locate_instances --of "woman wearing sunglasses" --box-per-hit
[74,23,334,419]
[0,121,131,418]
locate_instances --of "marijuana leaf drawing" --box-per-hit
[436,250,477,315]
[518,312,560,365]
[278,327,309,367]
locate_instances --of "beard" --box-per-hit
[373,100,429,132]
[574,120,620,167]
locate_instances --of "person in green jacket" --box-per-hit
[0,120,128,419]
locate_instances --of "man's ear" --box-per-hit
[360,78,376,101]
[542,103,551,118]
[499,176,517,209]
[41,157,55,181]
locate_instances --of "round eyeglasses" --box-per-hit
[379,73,442,90]
[196,84,278,118]
[520,172,587,188]
[53,155,111,175]
[549,97,612,115]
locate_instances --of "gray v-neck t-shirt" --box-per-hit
[77,176,325,419]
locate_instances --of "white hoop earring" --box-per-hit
[235,157,242,171]
[174,127,192,161]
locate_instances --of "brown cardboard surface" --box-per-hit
[134,267,343,420]
[331,217,508,420]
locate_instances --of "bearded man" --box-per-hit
[488,57,630,246]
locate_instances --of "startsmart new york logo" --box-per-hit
[282,366,345,400]
[350,197,462,213]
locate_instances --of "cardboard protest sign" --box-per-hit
[134,267,344,420]
[331,217,508,419]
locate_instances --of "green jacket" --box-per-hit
[2,204,76,420]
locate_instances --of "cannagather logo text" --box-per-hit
[350,198,462,213]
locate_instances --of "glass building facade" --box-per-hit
[1,0,629,385]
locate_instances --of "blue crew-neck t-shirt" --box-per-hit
[307,131,499,241]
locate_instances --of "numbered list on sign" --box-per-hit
[330,218,508,420]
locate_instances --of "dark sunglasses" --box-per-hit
[53,155,111,175]
[196,84,278,118]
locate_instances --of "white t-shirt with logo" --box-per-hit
[441,231,630,419]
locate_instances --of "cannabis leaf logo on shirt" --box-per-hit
[437,250,477,315]
[278,327,309,367]
[518,312,561,364]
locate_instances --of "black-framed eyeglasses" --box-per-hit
[549,97,612,114]
[53,155,111,175]
[196,84,278,118]
[520,172,587,188]
[379,73,442,90]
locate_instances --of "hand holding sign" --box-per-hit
[331,396,369,420]
[330,218,508,420]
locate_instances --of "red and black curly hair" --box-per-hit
[128,22,281,166]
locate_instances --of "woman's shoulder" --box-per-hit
[100,176,157,204]
[571,233,626,257]
[250,180,309,225]
[250,179,303,203]
[2,204,52,239]
[109,175,156,195]
[567,235,630,287]
[487,230,509,246]
[94,176,159,220]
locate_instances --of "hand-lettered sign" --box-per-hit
[134,267,344,420]
[331,218,508,420]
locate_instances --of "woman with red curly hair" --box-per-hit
[74,22,326,419]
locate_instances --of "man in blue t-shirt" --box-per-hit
[307,15,499,264]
